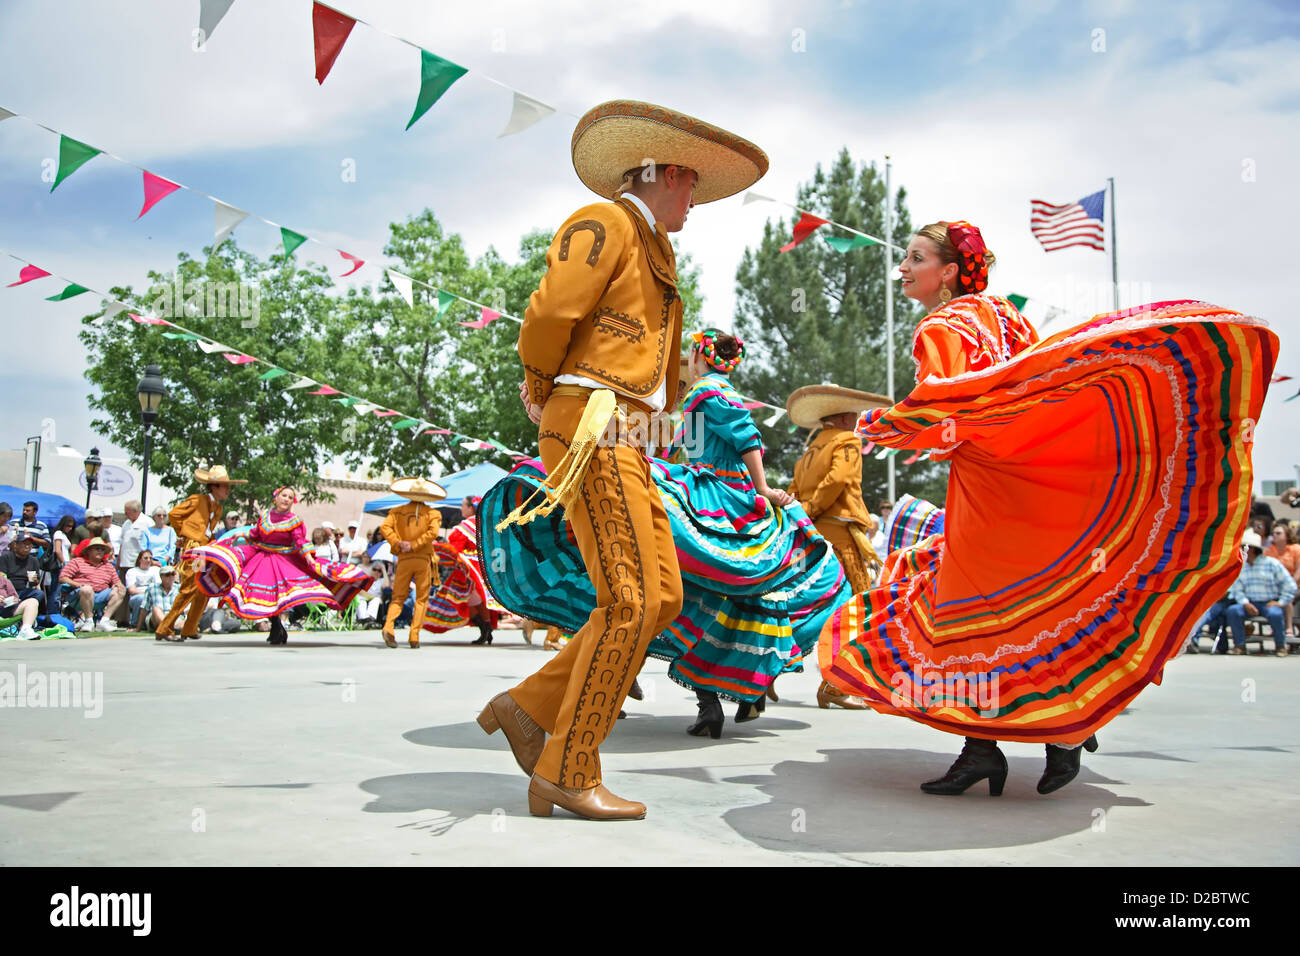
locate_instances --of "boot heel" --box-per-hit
[476,706,501,735]
[527,791,554,816]
[988,770,1007,797]
[707,720,722,739]
[1083,734,1099,753]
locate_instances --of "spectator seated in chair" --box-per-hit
[123,549,161,630]
[0,530,48,615]
[59,537,126,633]
[1224,529,1297,656]
[0,573,42,640]
[145,566,181,636]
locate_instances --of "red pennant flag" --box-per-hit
[459,307,502,329]
[138,171,182,219]
[740,400,764,409]
[424,428,452,435]
[129,313,173,326]
[6,264,50,287]
[1272,374,1293,383]
[222,353,258,364]
[312,2,357,84]
[779,212,829,253]
[338,250,364,277]
[373,409,399,417]
[307,384,341,395]
[902,450,922,464]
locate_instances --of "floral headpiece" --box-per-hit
[944,221,990,294]
[272,486,298,504]
[690,328,745,374]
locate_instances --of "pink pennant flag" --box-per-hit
[740,400,764,409]
[459,307,502,329]
[222,353,258,364]
[860,442,875,455]
[307,385,341,396]
[130,313,173,326]
[7,264,50,287]
[424,428,452,435]
[902,450,922,465]
[338,250,365,277]
[138,171,182,219]
[373,409,399,417]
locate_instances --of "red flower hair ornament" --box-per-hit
[944,220,991,294]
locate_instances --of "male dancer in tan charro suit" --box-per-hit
[478,100,769,820]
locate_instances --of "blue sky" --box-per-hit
[1,0,1297,487]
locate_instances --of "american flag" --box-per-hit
[1030,189,1106,252]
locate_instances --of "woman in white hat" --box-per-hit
[818,219,1278,796]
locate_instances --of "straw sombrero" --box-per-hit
[786,384,892,429]
[193,465,247,485]
[571,100,769,204]
[390,476,447,503]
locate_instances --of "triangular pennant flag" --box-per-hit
[138,171,182,219]
[740,400,764,410]
[902,450,922,465]
[459,439,480,450]
[861,442,875,455]
[196,340,231,353]
[823,234,876,253]
[387,269,413,307]
[100,301,129,322]
[44,283,90,301]
[353,403,378,416]
[763,408,784,427]
[198,0,236,41]
[161,331,202,341]
[339,251,364,277]
[498,91,556,137]
[312,2,356,84]
[258,367,289,381]
[486,439,511,452]
[374,409,399,417]
[284,376,316,390]
[435,289,456,318]
[1006,293,1029,311]
[390,418,420,429]
[50,135,101,192]
[459,307,501,328]
[222,353,258,364]
[0,107,15,123]
[307,385,340,396]
[1286,388,1300,403]
[743,191,774,206]
[406,49,468,131]
[1270,374,1292,383]
[873,447,891,459]
[334,396,361,407]
[281,228,308,257]
[129,313,172,326]
[779,212,829,253]
[7,264,50,287]
[213,201,248,251]
[425,428,451,435]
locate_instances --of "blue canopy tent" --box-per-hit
[0,484,85,530]
[362,462,511,517]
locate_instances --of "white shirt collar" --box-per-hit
[621,193,656,229]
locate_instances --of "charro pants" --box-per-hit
[156,542,209,637]
[510,392,683,790]
[386,555,434,643]
[816,520,873,594]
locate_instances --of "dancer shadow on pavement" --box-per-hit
[359,771,522,836]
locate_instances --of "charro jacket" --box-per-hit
[168,493,223,547]
[788,427,875,531]
[380,502,442,560]
[519,197,683,408]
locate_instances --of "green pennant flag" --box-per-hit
[406,49,468,130]
[486,439,510,451]
[162,331,202,341]
[435,289,456,317]
[258,367,289,381]
[823,235,876,253]
[334,396,361,407]
[45,283,90,301]
[452,434,469,444]
[1006,294,1029,311]
[50,135,101,192]
[281,228,308,257]
[391,418,420,429]
[786,422,800,433]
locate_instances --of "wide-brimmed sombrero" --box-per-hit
[571,100,769,204]
[390,476,447,503]
[194,465,247,485]
[786,384,892,429]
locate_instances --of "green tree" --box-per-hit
[79,243,354,514]
[733,149,948,504]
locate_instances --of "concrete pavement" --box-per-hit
[1,628,1296,866]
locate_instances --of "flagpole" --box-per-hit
[885,156,896,504]
[1108,176,1118,310]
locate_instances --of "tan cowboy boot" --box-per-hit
[476,692,545,776]
[527,774,646,820]
[817,680,871,710]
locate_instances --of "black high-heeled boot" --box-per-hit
[734,692,766,723]
[268,616,288,646]
[470,616,493,645]
[920,737,1008,796]
[1037,743,1084,794]
[686,690,723,739]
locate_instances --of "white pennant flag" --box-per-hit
[284,376,316,390]
[198,0,236,42]
[93,300,129,326]
[763,407,785,427]
[387,269,414,308]
[354,403,378,416]
[498,92,556,137]
[0,108,16,123]
[743,191,774,206]
[197,340,230,354]
[213,201,248,251]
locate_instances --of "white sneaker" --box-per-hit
[96,618,119,632]
[75,617,94,633]
[17,626,39,640]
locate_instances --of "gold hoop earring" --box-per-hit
[938,287,952,305]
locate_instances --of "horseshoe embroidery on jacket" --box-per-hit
[558,220,606,266]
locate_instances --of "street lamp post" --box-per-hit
[84,447,102,511]
[136,364,169,513]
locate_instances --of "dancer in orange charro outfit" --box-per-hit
[380,477,445,649]
[478,99,769,821]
